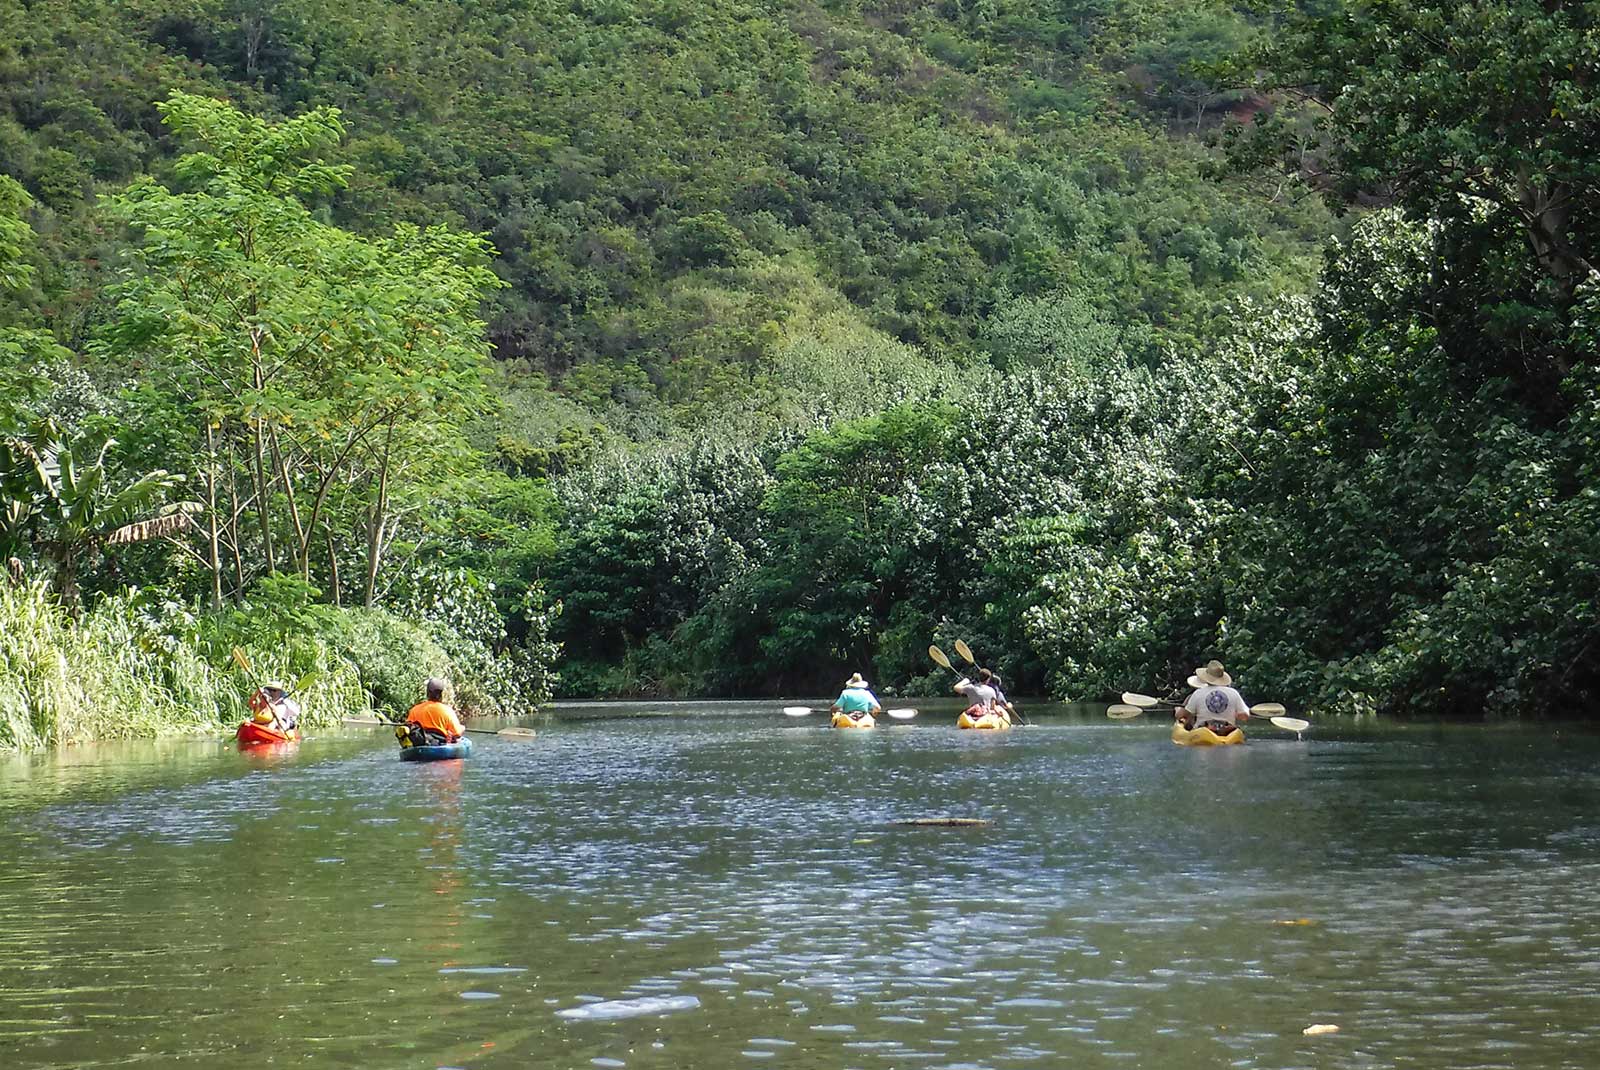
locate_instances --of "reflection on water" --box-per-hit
[2,709,1600,1069]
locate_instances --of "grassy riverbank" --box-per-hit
[0,580,554,750]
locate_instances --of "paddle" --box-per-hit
[343,715,538,741]
[782,706,917,721]
[1109,699,1309,737]
[954,639,1026,724]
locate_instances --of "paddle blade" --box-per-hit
[497,727,539,740]
[885,708,917,719]
[1122,692,1163,707]
[782,706,815,717]
[1250,702,1287,717]
[291,669,319,693]
[928,645,954,671]
[1107,704,1145,719]
[231,646,253,675]
[954,639,976,666]
[1270,716,1310,733]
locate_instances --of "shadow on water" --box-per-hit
[1,708,1599,1068]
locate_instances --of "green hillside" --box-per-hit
[4,0,1325,424]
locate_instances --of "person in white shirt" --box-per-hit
[1174,660,1251,736]
[250,680,301,732]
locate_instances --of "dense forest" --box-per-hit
[3,0,1597,745]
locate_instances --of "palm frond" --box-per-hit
[106,502,201,546]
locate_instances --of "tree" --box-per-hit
[102,93,501,606]
[1223,0,1600,403]
[1,419,192,611]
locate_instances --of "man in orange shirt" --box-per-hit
[398,677,465,747]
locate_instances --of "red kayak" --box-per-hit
[235,720,300,746]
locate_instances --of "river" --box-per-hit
[1,702,1598,1069]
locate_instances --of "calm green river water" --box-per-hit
[2,703,1599,1069]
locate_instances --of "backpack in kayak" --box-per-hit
[399,721,447,747]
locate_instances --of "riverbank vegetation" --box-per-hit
[4,0,1597,742]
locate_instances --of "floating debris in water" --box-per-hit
[1303,1023,1340,1036]
[889,817,991,827]
[557,995,701,1022]
[1273,918,1317,926]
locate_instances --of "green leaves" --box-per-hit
[102,95,504,603]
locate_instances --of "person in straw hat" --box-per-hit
[830,672,882,724]
[248,679,301,733]
[1174,660,1251,736]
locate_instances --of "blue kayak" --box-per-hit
[398,737,473,762]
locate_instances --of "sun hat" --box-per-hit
[1193,660,1232,687]
[426,677,450,695]
[262,680,287,692]
[844,672,870,689]
[1187,674,1203,689]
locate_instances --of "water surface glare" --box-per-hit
[2,706,1599,1068]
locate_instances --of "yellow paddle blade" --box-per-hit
[954,639,976,665]
[1270,716,1310,733]
[230,646,253,675]
[497,727,539,740]
[1107,704,1144,719]
[928,644,954,671]
[1251,702,1287,717]
[1121,691,1163,707]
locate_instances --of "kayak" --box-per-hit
[957,708,1011,731]
[399,737,473,761]
[831,712,876,729]
[236,720,299,746]
[1171,723,1245,747]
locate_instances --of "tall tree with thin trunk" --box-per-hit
[101,93,500,603]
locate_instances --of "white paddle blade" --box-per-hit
[1251,702,1287,717]
[885,708,918,720]
[1122,692,1163,707]
[782,706,815,717]
[1107,704,1145,720]
[1271,716,1310,733]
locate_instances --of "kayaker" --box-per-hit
[400,677,465,746]
[956,668,1000,718]
[830,672,882,724]
[990,672,1017,720]
[249,680,300,732]
[1174,660,1251,736]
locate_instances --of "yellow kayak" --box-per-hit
[1171,723,1244,746]
[832,712,876,729]
[957,710,1012,731]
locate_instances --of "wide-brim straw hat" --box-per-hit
[262,680,287,692]
[1193,660,1232,687]
[844,672,870,689]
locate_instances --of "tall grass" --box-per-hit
[0,582,367,749]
